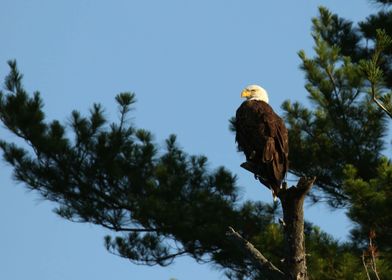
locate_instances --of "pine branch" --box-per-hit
[97,223,160,233]
[108,247,190,266]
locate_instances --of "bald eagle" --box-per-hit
[234,85,289,199]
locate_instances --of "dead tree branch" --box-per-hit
[226,227,286,280]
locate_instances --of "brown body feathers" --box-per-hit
[234,100,289,197]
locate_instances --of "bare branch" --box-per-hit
[371,83,392,118]
[295,176,317,197]
[362,252,371,280]
[226,227,285,280]
[325,66,340,101]
[368,232,381,280]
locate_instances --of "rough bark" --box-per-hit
[278,177,316,280]
[228,176,315,280]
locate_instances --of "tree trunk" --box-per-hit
[227,177,315,280]
[279,177,315,280]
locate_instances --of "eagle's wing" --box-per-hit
[274,117,289,175]
[235,100,289,195]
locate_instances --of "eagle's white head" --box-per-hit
[240,84,269,103]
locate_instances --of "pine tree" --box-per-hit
[283,7,388,207]
[283,1,392,277]
[1,60,378,280]
[2,1,392,279]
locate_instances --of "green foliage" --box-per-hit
[284,9,387,206]
[283,4,392,277]
[306,227,365,280]
[1,61,381,279]
[343,159,392,259]
[3,2,392,278]
[359,29,390,84]
[360,29,392,118]
[372,0,392,5]
[0,60,278,278]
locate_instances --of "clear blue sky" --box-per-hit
[0,1,376,279]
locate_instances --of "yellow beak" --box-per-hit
[241,89,251,98]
